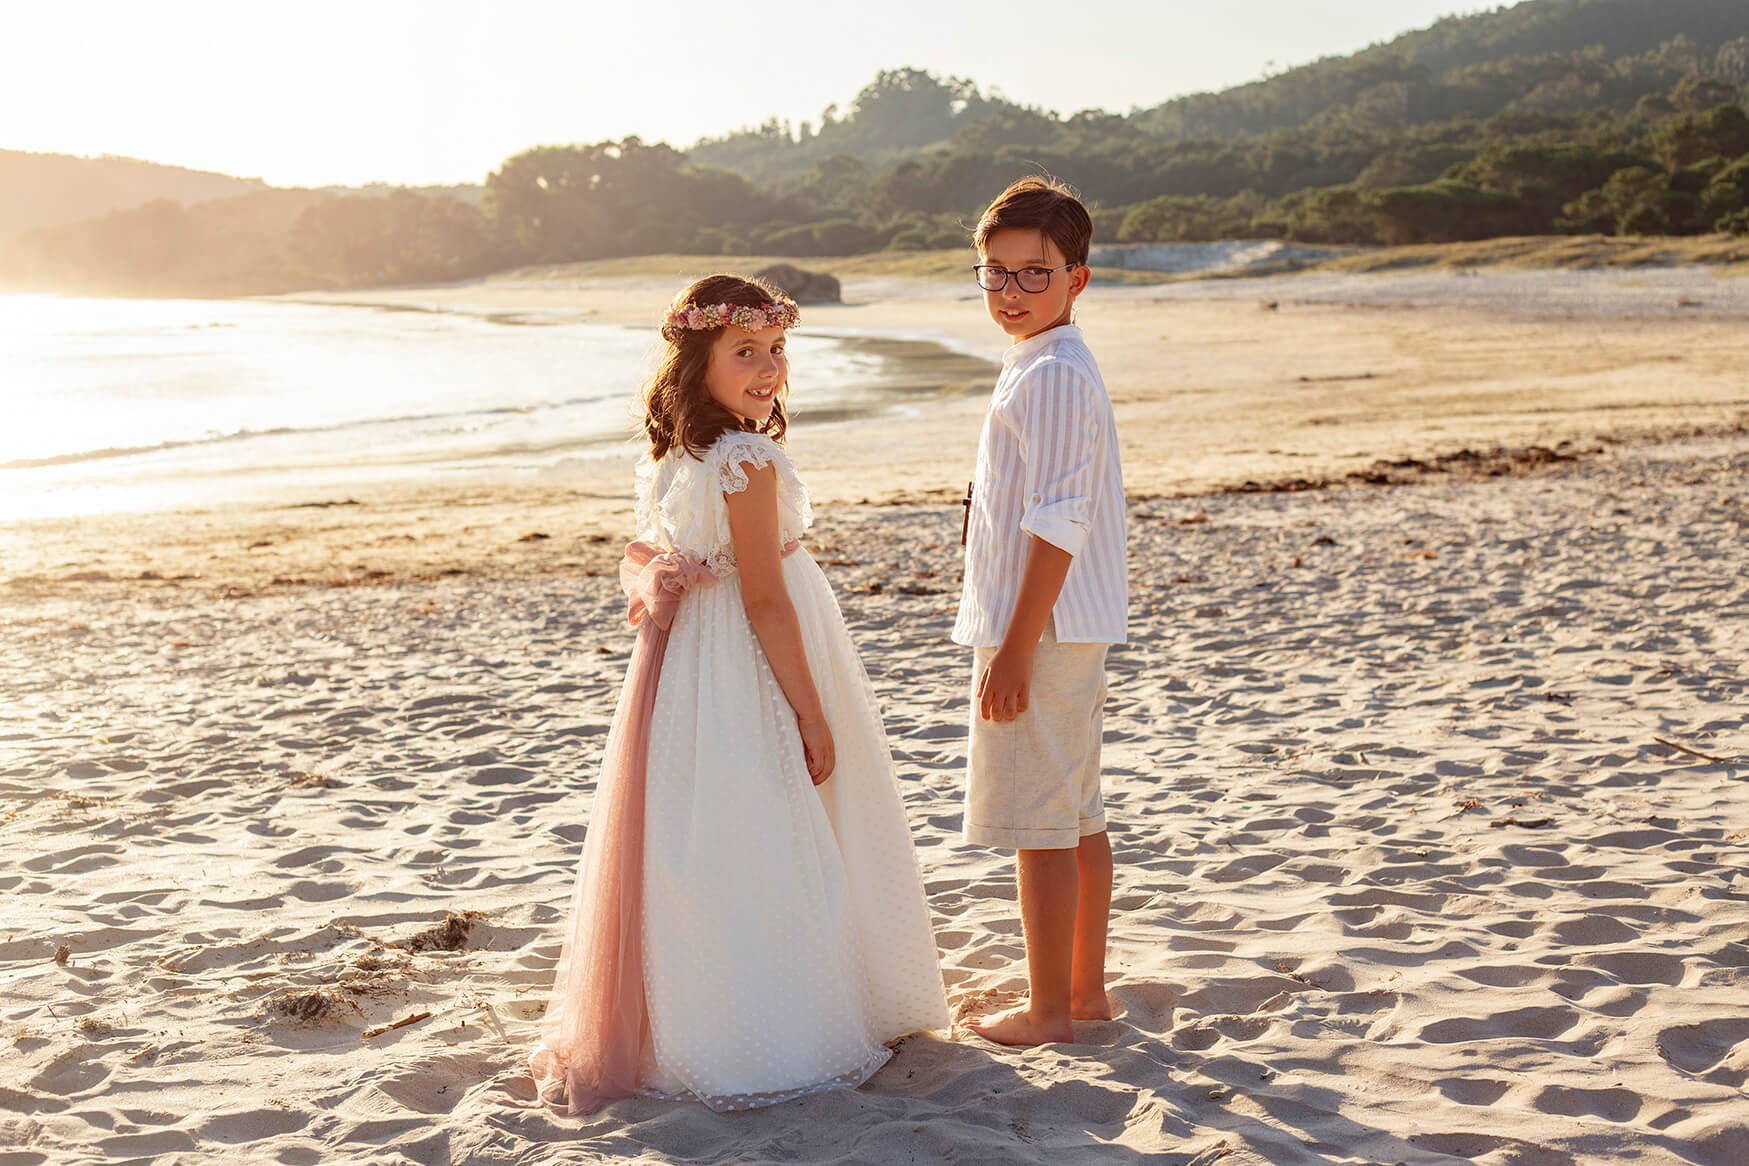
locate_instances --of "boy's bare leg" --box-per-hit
[965,847,1078,1046]
[1071,829,1113,1019]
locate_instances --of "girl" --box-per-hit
[529,274,949,1113]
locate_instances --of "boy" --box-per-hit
[955,175,1128,1046]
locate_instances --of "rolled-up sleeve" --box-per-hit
[1014,359,1100,558]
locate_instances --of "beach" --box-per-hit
[8,262,1748,590]
[4,265,1748,1164]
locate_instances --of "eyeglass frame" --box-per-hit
[971,262,1080,294]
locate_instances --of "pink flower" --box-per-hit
[663,297,800,334]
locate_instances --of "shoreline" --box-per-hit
[0,293,997,521]
[6,425,1745,601]
[7,264,1749,596]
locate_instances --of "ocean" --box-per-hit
[0,295,900,521]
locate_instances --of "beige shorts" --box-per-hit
[964,622,1109,850]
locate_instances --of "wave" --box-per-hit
[1,394,620,472]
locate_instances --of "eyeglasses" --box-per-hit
[972,263,1079,293]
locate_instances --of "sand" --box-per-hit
[3,267,1748,1164]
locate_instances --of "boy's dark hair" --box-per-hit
[643,272,789,460]
[973,175,1093,266]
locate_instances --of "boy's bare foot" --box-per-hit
[950,987,1022,1026]
[1070,993,1113,1021]
[964,1002,1075,1047]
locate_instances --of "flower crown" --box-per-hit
[664,295,801,334]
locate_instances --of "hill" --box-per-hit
[0,149,486,244]
[1137,0,1749,140]
[684,0,1748,191]
[0,151,267,238]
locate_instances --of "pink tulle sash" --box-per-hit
[529,540,715,1113]
[530,537,798,1114]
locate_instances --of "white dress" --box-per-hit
[634,430,949,1110]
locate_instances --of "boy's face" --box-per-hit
[977,228,1090,342]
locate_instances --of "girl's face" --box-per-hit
[704,324,788,425]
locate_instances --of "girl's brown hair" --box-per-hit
[642,273,790,460]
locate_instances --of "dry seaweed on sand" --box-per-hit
[391,911,487,954]
[264,987,364,1024]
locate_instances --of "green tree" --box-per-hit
[1446,142,1652,231]
[482,139,768,264]
[951,106,1061,152]
[289,191,496,286]
[1354,143,1476,188]
[759,220,880,256]
[1559,165,1674,235]
[797,154,873,214]
[1646,103,1749,169]
[1369,182,1528,243]
[1619,199,1671,235]
[1700,180,1746,227]
[1717,37,1749,85]
[824,68,996,152]
[1118,193,1262,242]
[1701,155,1749,228]
[1252,186,1380,244]
[1669,74,1741,112]
[1632,92,1680,121]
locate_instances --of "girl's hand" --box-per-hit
[797,713,835,784]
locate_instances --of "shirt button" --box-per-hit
[1030,494,1042,503]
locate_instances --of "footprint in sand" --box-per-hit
[27,1044,111,1096]
[1418,949,1535,990]
[1550,914,1640,946]
[1170,1014,1272,1052]
[1027,1077,1135,1125]
[1656,1017,1749,1087]
[272,846,351,871]
[1531,1084,1642,1123]
[1418,1005,1582,1044]
[1176,975,1302,1017]
[1433,1076,1512,1106]
[1550,975,1647,1018]
[371,1051,498,1115]
[22,844,125,875]
[1577,949,1686,986]
[1409,1130,1578,1166]
[203,1109,308,1142]
[284,880,355,903]
[95,1131,207,1161]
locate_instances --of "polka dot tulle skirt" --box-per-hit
[636,552,949,1109]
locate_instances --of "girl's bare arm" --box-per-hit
[723,462,835,782]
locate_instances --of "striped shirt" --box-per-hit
[953,325,1127,647]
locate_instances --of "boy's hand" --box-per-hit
[978,644,1035,723]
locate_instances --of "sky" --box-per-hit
[4,0,1484,188]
